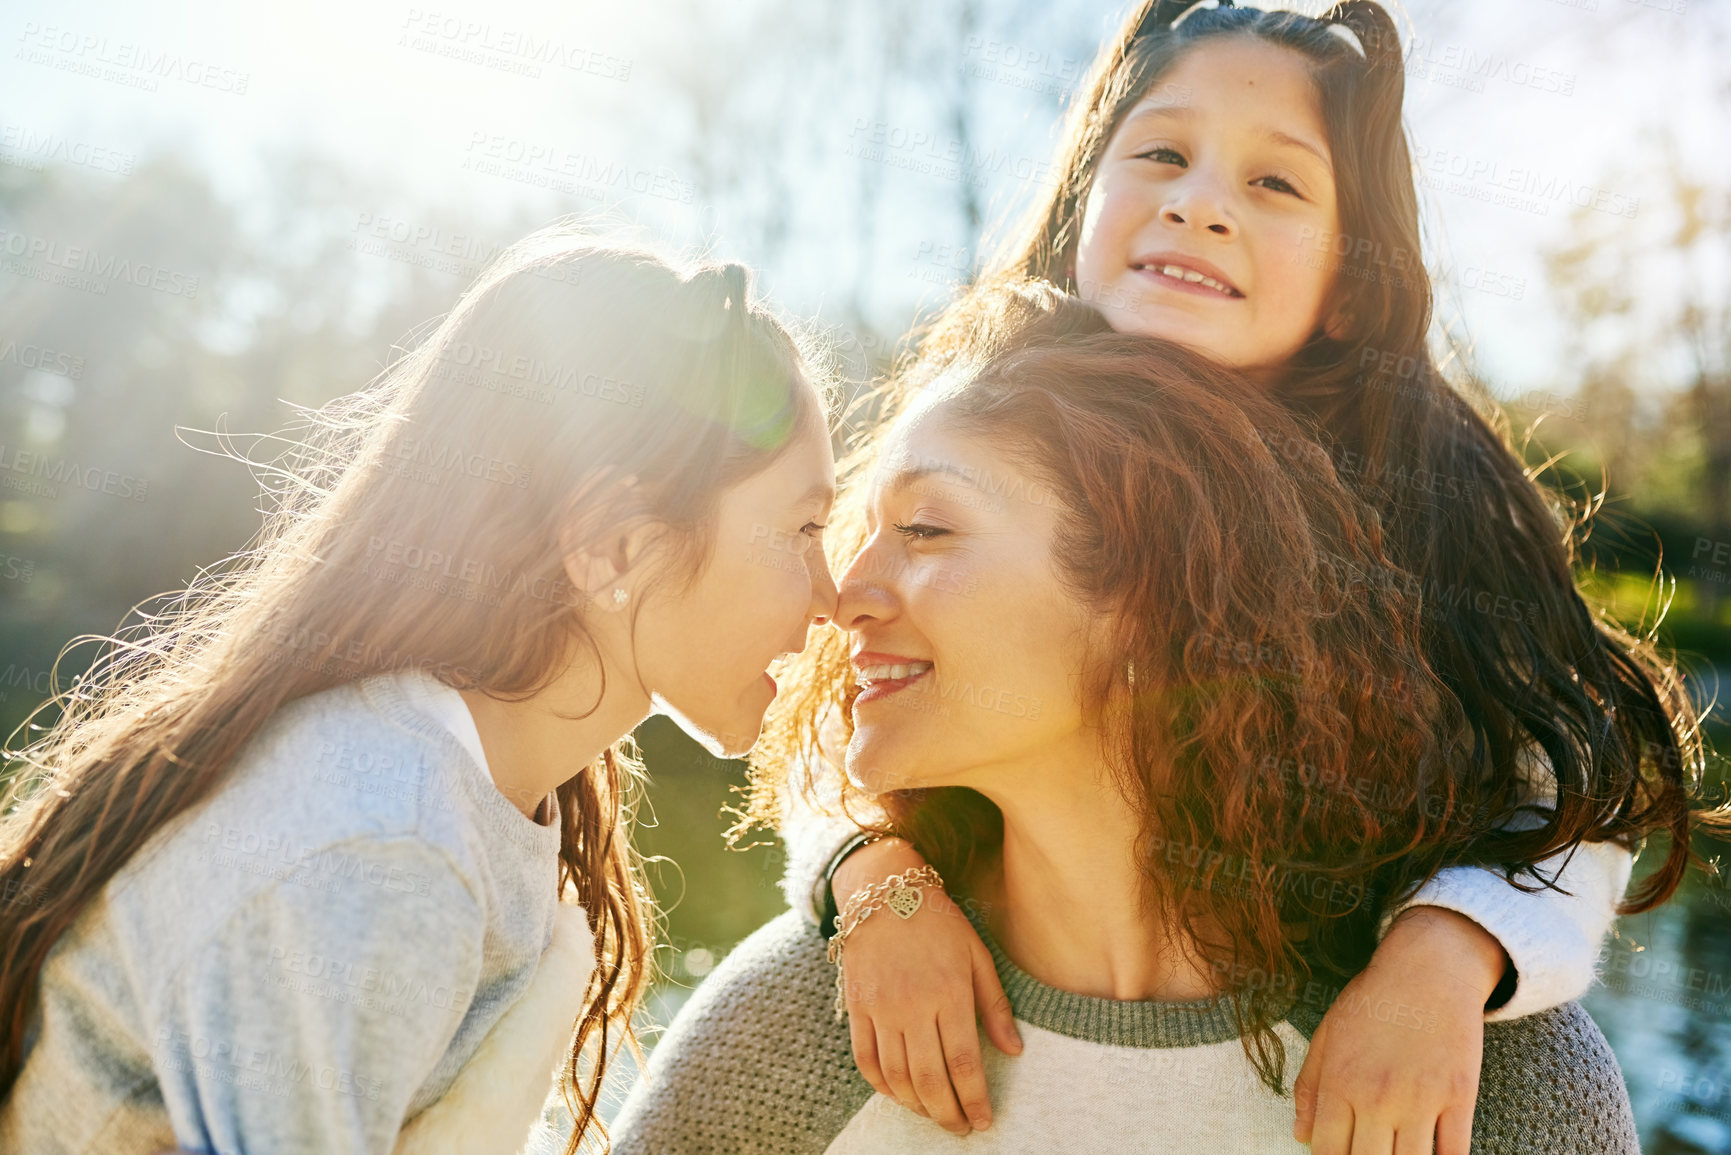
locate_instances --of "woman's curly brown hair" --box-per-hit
[748,281,1482,1090]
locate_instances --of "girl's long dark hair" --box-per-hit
[976,0,1710,907]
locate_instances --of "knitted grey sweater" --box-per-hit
[0,670,564,1155]
[610,906,1638,1154]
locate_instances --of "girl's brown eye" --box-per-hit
[1256,175,1300,196]
[1136,147,1187,167]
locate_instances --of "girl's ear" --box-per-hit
[561,512,666,612]
[559,472,662,610]
[563,538,624,610]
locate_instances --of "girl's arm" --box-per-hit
[1370,743,1633,1019]
[1289,840,1630,1154]
[1292,746,1631,1152]
[777,781,1020,1135]
[394,902,595,1155]
[778,760,878,928]
[828,837,1022,1136]
[1374,838,1632,1020]
[149,836,485,1155]
[797,794,1630,1155]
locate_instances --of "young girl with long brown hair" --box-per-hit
[0,230,840,1154]
[757,3,1707,1152]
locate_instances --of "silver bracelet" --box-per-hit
[827,865,945,1022]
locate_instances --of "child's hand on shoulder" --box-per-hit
[834,837,1023,1136]
[1294,906,1509,1155]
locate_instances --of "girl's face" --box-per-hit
[1074,36,1342,370]
[836,405,1100,794]
[635,416,839,758]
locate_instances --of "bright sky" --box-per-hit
[3,0,1724,397]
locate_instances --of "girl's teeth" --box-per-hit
[1155,264,1232,295]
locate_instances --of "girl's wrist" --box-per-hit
[1386,905,1513,1007]
[817,834,924,943]
[833,836,927,907]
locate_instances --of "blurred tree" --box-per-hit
[0,154,468,739]
[643,0,1082,397]
[1542,136,1731,615]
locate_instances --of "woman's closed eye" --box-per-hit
[892,521,949,541]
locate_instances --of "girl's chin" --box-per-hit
[1104,306,1244,359]
[654,693,764,759]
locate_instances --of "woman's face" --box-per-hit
[1073,36,1342,370]
[635,415,839,758]
[835,405,1101,794]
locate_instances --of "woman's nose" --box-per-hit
[834,538,899,631]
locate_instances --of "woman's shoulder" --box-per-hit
[1472,1001,1639,1153]
[611,909,874,1155]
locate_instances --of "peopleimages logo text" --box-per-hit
[0,230,200,297]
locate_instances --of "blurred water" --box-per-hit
[1588,866,1731,1154]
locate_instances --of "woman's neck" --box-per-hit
[972,762,1216,1004]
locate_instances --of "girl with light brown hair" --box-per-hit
[0,228,839,1155]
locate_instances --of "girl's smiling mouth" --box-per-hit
[1129,253,1245,298]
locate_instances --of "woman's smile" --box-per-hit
[852,651,934,705]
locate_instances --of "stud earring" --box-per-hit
[610,588,629,608]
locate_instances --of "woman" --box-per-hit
[0,230,839,1155]
[609,283,1637,1153]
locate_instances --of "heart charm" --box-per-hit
[886,885,924,920]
